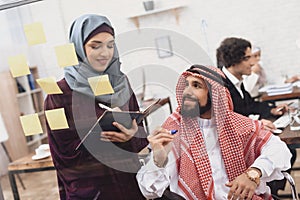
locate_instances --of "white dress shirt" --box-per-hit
[222,67,244,98]
[243,72,260,97]
[137,118,292,199]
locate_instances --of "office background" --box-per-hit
[1,0,300,173]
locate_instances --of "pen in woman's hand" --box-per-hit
[170,130,178,135]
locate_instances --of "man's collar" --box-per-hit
[222,67,243,87]
[197,117,216,127]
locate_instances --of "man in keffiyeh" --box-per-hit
[137,65,291,200]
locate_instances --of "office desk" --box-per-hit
[260,87,300,102]
[278,126,300,145]
[8,153,55,200]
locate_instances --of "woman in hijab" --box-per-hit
[44,14,148,200]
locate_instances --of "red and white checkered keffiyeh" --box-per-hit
[162,65,272,200]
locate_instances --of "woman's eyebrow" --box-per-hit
[89,40,103,44]
[89,39,114,44]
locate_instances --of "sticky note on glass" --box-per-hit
[20,114,43,136]
[36,77,63,94]
[23,22,47,45]
[88,75,114,96]
[54,43,79,68]
[8,54,30,77]
[45,108,69,130]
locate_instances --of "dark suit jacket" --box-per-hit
[224,74,274,119]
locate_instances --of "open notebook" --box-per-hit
[75,98,161,150]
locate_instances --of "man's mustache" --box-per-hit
[182,95,198,102]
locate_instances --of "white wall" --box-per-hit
[10,0,300,83]
[1,0,300,131]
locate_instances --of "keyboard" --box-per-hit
[273,113,291,129]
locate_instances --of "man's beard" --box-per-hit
[181,95,211,118]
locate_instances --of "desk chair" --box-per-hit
[283,172,300,200]
[272,172,299,200]
[141,97,173,134]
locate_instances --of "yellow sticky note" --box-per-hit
[23,22,47,45]
[45,108,69,130]
[88,75,115,96]
[36,77,63,94]
[8,54,30,77]
[54,43,79,68]
[20,114,43,136]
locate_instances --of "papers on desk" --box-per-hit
[292,80,300,88]
[259,83,293,96]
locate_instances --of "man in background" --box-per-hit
[216,37,295,196]
[216,37,288,130]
